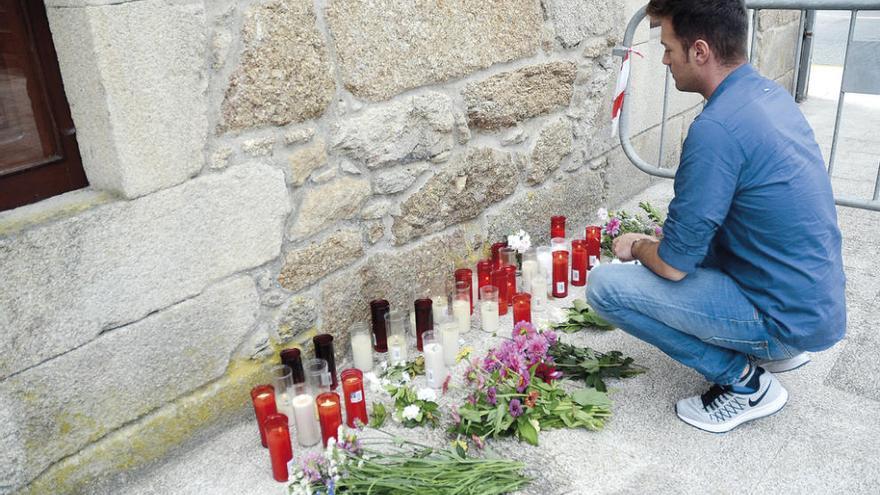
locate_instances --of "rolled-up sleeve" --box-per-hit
[659,118,743,273]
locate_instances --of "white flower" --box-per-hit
[507,229,532,253]
[529,417,541,433]
[597,208,609,223]
[401,371,411,383]
[402,404,421,420]
[416,388,437,402]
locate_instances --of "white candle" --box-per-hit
[292,393,320,447]
[351,331,373,371]
[531,279,548,312]
[521,259,538,293]
[439,320,459,366]
[276,391,293,419]
[432,295,448,322]
[388,333,408,364]
[423,342,447,388]
[409,311,416,334]
[537,251,552,284]
[481,300,499,333]
[452,299,470,334]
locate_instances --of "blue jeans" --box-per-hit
[586,264,799,385]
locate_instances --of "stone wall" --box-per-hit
[0,1,800,493]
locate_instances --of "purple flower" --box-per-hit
[654,225,664,237]
[513,321,537,338]
[516,372,531,393]
[526,337,548,360]
[471,434,485,450]
[451,405,461,425]
[606,218,621,237]
[467,394,477,406]
[509,399,524,418]
[487,387,497,405]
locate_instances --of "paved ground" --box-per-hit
[89,67,880,494]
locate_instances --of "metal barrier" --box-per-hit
[614,0,880,211]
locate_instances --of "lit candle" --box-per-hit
[369,300,390,353]
[313,334,338,389]
[341,369,368,428]
[570,239,587,287]
[512,293,532,325]
[385,310,408,364]
[291,384,320,447]
[316,392,343,447]
[271,365,294,419]
[491,241,508,270]
[552,250,569,298]
[250,384,276,448]
[264,413,293,482]
[476,259,492,299]
[437,314,459,367]
[432,293,448,323]
[504,264,517,306]
[479,286,500,333]
[349,323,373,372]
[422,330,448,388]
[521,251,538,294]
[453,281,471,333]
[585,226,602,270]
[454,268,474,314]
[551,215,566,239]
[491,268,509,315]
[531,273,548,312]
[536,247,552,285]
[414,298,433,351]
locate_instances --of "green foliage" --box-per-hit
[549,341,647,392]
[601,202,665,257]
[552,299,615,333]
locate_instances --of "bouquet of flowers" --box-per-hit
[369,384,441,428]
[507,229,531,254]
[287,428,531,495]
[449,322,612,446]
[599,202,665,257]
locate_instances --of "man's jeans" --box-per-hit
[586,264,799,385]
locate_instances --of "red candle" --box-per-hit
[552,250,569,298]
[585,226,602,270]
[551,215,566,239]
[454,268,473,314]
[571,240,587,287]
[369,299,390,353]
[476,260,492,299]
[491,268,509,315]
[341,369,368,428]
[512,293,531,325]
[491,241,508,270]
[251,384,277,448]
[317,391,343,447]
[414,298,433,351]
[504,264,516,306]
[264,413,292,482]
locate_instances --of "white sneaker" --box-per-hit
[675,366,788,433]
[757,352,810,373]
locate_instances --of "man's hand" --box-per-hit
[612,233,655,261]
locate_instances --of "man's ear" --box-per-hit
[692,39,711,65]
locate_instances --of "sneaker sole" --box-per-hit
[675,384,789,434]
[758,353,810,374]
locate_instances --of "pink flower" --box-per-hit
[450,405,461,425]
[543,329,558,346]
[606,218,621,237]
[654,225,664,237]
[509,399,524,418]
[471,434,485,450]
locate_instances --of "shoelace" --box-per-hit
[700,384,733,411]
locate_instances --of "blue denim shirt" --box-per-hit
[658,64,846,352]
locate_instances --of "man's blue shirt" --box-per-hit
[658,63,846,352]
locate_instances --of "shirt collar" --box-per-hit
[706,63,755,105]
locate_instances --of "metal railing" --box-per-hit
[614,0,880,211]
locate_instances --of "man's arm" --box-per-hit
[612,233,687,281]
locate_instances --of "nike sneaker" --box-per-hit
[675,365,788,433]
[756,352,810,373]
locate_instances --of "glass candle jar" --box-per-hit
[476,259,492,299]
[531,269,549,312]
[479,286,500,333]
[453,280,471,333]
[490,241,508,270]
[551,236,568,252]
[551,215,566,239]
[385,310,408,364]
[250,384,276,448]
[552,250,569,298]
[491,268,509,315]
[316,392,343,447]
[341,368,368,428]
[499,246,517,269]
[270,365,294,419]
[264,413,293,482]
[279,348,305,385]
[536,246,552,285]
[436,312,459,367]
[512,293,532,325]
[521,249,538,294]
[504,264,517,306]
[349,322,373,372]
[454,268,473,314]
[290,382,320,447]
[421,330,448,389]
[571,239,588,287]
[313,334,338,389]
[585,226,602,270]
[414,298,433,351]
[305,358,331,395]
[369,299,390,353]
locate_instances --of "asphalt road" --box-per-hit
[811,10,880,66]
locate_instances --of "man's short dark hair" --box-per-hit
[647,0,748,65]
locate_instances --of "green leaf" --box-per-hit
[572,299,588,312]
[369,403,387,428]
[516,417,539,446]
[571,388,612,408]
